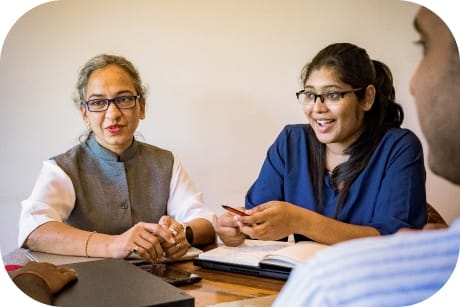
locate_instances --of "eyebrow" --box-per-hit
[87,90,135,100]
[304,85,343,90]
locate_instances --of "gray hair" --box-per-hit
[73,54,146,108]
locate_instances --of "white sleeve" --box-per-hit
[18,160,76,247]
[166,154,216,227]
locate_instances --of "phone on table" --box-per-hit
[222,205,249,216]
[136,263,202,286]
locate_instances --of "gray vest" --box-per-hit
[53,134,173,234]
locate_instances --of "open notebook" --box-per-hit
[193,239,328,280]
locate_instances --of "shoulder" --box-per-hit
[383,128,421,144]
[380,128,423,152]
[280,124,310,135]
[268,124,311,153]
[136,141,173,159]
[51,142,86,161]
[275,124,310,142]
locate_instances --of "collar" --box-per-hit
[87,133,139,162]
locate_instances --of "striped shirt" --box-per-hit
[273,219,460,307]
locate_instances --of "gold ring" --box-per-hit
[169,227,178,236]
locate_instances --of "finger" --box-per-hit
[143,223,176,244]
[136,237,164,262]
[168,224,180,238]
[165,242,187,259]
[217,225,242,238]
[235,214,259,226]
[131,244,152,262]
[219,213,240,227]
[238,221,259,237]
[158,215,173,227]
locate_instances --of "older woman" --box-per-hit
[19,54,216,262]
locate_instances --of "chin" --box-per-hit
[315,134,334,144]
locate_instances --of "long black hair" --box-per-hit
[301,43,404,217]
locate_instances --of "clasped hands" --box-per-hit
[115,216,189,262]
[216,201,297,246]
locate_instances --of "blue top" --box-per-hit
[245,124,426,235]
[273,218,460,306]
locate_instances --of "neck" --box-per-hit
[325,145,349,172]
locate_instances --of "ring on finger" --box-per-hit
[169,227,178,237]
[175,243,180,249]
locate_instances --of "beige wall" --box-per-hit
[1,0,459,255]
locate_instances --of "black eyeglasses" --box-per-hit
[83,95,140,112]
[296,88,362,107]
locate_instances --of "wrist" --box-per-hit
[292,206,312,235]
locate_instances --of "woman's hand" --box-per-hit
[216,208,247,246]
[109,222,175,262]
[236,201,299,241]
[158,216,190,260]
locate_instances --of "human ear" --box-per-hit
[139,97,146,120]
[362,85,376,111]
[80,105,89,126]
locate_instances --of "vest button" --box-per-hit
[120,202,129,209]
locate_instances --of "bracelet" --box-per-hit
[85,231,97,258]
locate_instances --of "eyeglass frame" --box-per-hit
[295,88,363,105]
[82,95,141,112]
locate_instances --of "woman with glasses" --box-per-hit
[217,43,426,246]
[18,54,216,262]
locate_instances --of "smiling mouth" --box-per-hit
[316,119,334,127]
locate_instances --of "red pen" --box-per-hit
[222,205,249,216]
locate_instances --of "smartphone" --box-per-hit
[222,205,249,216]
[136,263,202,286]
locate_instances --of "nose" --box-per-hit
[311,97,328,112]
[105,101,122,119]
[313,94,325,104]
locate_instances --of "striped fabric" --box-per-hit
[273,219,460,307]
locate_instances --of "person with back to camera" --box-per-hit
[18,54,216,262]
[217,42,427,246]
[273,6,460,306]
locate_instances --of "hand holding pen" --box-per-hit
[222,205,249,216]
[216,205,249,246]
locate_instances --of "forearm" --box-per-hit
[24,221,114,257]
[295,209,380,245]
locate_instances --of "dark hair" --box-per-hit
[300,43,404,217]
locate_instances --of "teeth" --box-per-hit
[316,119,333,126]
